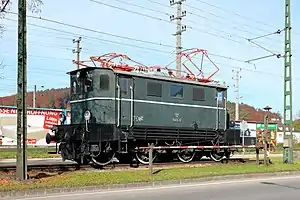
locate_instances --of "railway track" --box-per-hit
[0,158,255,173]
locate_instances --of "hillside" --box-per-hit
[0,88,70,109]
[0,87,282,123]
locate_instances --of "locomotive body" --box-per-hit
[47,65,235,165]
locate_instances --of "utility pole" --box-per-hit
[283,0,293,164]
[16,0,28,180]
[33,85,36,108]
[263,106,272,165]
[232,69,242,121]
[170,0,186,77]
[72,37,82,69]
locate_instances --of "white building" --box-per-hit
[276,131,300,144]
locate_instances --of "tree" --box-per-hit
[0,0,43,36]
[58,92,70,109]
[293,110,300,131]
[1,0,43,71]
[48,95,56,109]
[226,101,250,121]
[293,120,300,131]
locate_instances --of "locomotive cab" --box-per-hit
[69,68,116,125]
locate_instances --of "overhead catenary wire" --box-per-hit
[3,0,290,56]
[7,13,176,48]
[1,2,298,84]
[2,16,254,64]
[2,1,295,57]
[3,8,292,60]
[84,1,290,58]
[144,0,290,43]
[145,0,299,55]
[0,21,295,78]
[86,0,285,50]
[194,0,300,36]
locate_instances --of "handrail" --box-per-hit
[116,85,120,127]
[130,85,133,127]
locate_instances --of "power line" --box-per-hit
[91,0,251,51]
[89,0,174,24]
[194,0,287,34]
[112,0,171,16]
[185,9,285,46]
[144,0,299,58]
[3,36,76,50]
[2,16,254,64]
[84,1,268,48]
[7,12,176,48]
[2,22,172,55]
[145,0,289,45]
[1,7,298,81]
[4,3,289,60]
[4,2,295,59]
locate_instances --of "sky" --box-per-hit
[0,0,299,119]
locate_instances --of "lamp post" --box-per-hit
[263,106,272,165]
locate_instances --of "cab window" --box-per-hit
[100,74,110,90]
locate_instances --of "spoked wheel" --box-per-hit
[177,148,196,163]
[135,148,157,165]
[91,142,116,166]
[209,149,225,162]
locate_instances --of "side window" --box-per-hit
[120,79,127,95]
[71,79,78,94]
[217,91,223,105]
[193,87,205,101]
[147,81,162,97]
[170,84,183,98]
[100,74,110,90]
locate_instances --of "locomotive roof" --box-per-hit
[68,67,228,89]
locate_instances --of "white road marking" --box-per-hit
[13,175,300,200]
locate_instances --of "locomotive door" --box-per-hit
[117,75,134,127]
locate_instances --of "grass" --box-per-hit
[1,157,300,193]
[0,147,59,159]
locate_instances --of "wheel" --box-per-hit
[90,142,116,166]
[91,152,116,166]
[209,149,225,162]
[135,148,157,165]
[177,149,196,163]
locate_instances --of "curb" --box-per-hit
[1,170,300,199]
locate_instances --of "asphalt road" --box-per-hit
[7,175,300,200]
